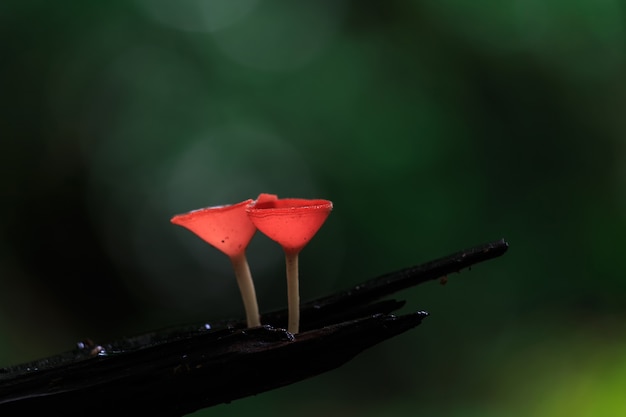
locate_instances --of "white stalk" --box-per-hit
[285,251,300,334]
[230,252,261,328]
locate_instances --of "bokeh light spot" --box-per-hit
[136,0,259,32]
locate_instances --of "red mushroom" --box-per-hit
[246,194,333,334]
[170,199,261,328]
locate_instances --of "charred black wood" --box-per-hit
[0,238,508,416]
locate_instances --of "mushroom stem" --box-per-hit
[284,250,300,334]
[230,252,261,328]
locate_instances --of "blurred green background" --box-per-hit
[1,1,625,415]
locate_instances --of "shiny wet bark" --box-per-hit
[0,239,508,416]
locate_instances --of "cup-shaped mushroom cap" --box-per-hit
[246,198,333,254]
[255,193,278,204]
[171,199,256,258]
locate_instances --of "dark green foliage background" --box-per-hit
[1,1,625,415]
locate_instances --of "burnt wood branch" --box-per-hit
[0,238,508,416]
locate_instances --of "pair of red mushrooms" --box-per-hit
[170,193,333,334]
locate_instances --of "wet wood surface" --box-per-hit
[0,239,508,416]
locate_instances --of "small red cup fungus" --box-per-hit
[246,194,333,334]
[170,199,261,328]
